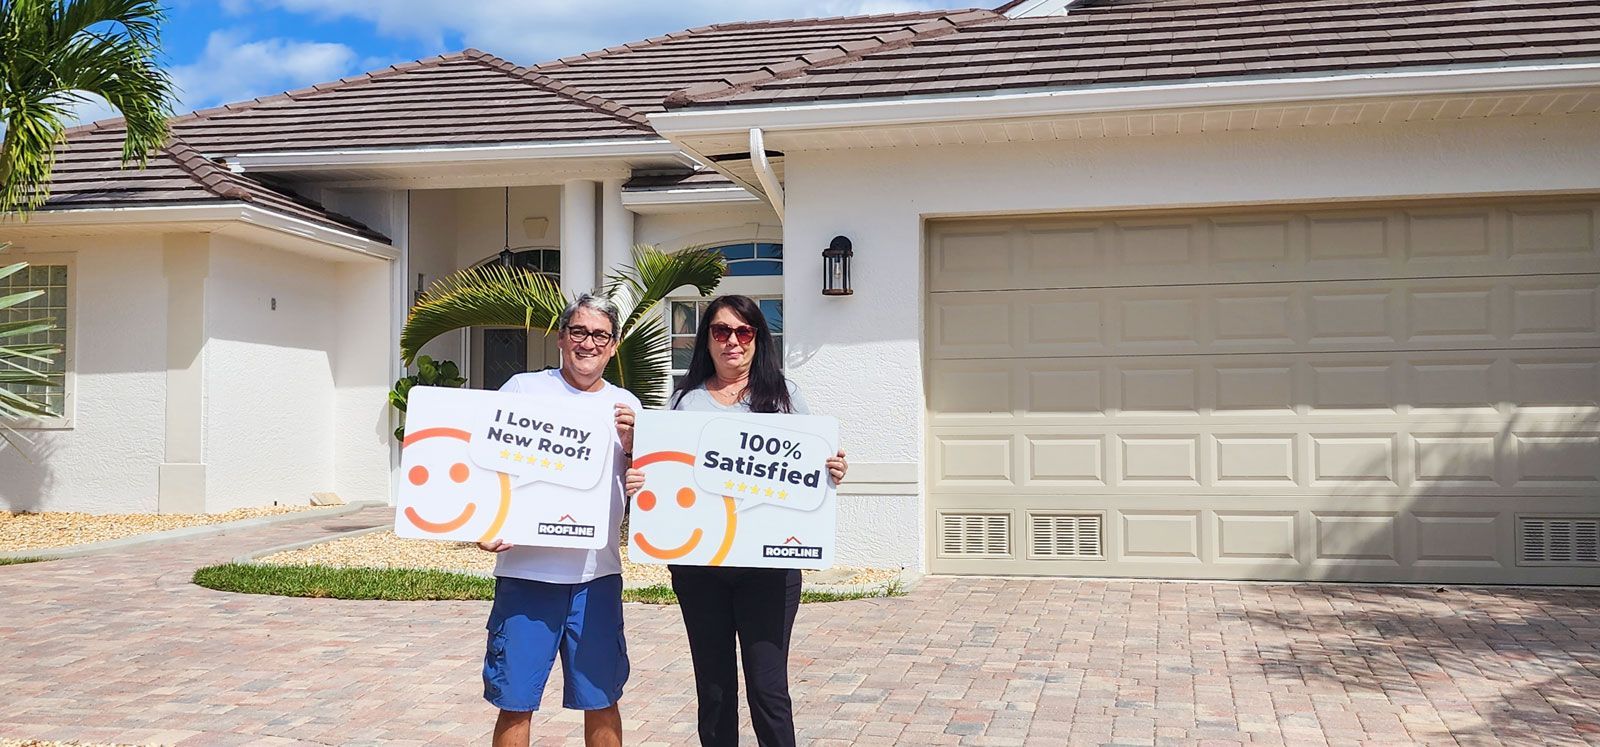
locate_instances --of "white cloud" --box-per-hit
[168,29,358,113]
[227,0,953,64]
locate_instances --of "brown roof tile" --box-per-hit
[674,0,1600,107]
[535,9,990,113]
[171,49,652,156]
[34,126,388,242]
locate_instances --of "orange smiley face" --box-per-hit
[400,427,512,543]
[630,451,737,565]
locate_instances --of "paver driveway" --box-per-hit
[3,507,1600,746]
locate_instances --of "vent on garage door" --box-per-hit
[1519,517,1600,565]
[1029,513,1103,560]
[939,513,1011,557]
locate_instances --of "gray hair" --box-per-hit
[558,292,622,337]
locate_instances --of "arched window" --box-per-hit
[475,247,560,390]
[711,242,782,276]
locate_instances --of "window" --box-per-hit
[713,242,782,277]
[0,260,70,420]
[669,297,783,391]
[506,248,560,279]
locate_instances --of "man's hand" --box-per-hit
[614,403,636,456]
[624,467,645,497]
[477,539,514,553]
[827,449,848,485]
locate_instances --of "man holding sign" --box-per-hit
[478,294,638,747]
[625,296,847,747]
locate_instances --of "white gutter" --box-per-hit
[2,204,397,261]
[619,186,760,209]
[748,128,785,222]
[649,63,1600,137]
[227,138,696,173]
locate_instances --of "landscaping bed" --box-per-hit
[0,505,328,552]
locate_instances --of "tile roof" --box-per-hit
[668,0,1600,108]
[172,49,653,156]
[536,9,991,113]
[37,124,389,242]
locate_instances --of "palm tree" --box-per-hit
[401,245,726,407]
[0,0,173,441]
[1,0,175,212]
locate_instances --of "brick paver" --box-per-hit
[4,508,1600,745]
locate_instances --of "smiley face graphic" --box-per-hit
[630,450,737,565]
[400,427,512,543]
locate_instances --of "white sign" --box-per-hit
[627,410,839,570]
[396,386,616,548]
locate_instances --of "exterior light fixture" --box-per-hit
[497,186,516,267]
[822,235,853,296]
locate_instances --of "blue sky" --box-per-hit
[70,0,952,123]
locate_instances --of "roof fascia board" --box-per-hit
[649,62,1600,137]
[620,186,761,209]
[228,138,693,172]
[3,204,396,261]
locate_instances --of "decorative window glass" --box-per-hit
[669,297,783,391]
[712,242,782,277]
[507,248,560,279]
[0,262,69,417]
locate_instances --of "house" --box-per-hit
[4,0,1599,584]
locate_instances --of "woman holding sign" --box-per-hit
[626,294,847,747]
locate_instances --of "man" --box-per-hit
[477,293,639,747]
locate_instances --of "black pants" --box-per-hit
[669,565,802,747]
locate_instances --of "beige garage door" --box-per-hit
[927,200,1600,583]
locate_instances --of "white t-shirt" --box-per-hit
[492,368,639,584]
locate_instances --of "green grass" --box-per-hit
[0,556,49,566]
[193,563,907,604]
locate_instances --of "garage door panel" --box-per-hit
[930,350,1600,424]
[928,203,1600,582]
[931,275,1600,359]
[927,201,1600,293]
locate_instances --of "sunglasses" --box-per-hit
[709,323,757,344]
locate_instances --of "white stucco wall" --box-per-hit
[202,236,340,510]
[0,236,168,514]
[780,111,1600,571]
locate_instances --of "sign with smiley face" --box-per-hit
[628,410,839,569]
[396,386,617,548]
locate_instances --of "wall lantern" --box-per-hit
[822,235,853,296]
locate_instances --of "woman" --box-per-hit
[625,294,847,747]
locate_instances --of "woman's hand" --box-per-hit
[624,467,646,498]
[477,539,514,553]
[827,449,848,485]
[614,403,636,455]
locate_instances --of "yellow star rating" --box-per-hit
[555,461,566,471]
[737,482,749,493]
[724,479,736,491]
[777,490,788,500]
[513,452,526,463]
[499,449,511,460]
[764,488,775,497]
[540,458,552,468]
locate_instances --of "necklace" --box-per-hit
[709,375,748,405]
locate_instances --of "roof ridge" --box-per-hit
[663,9,1006,109]
[459,48,655,130]
[162,137,255,201]
[169,49,480,127]
[532,8,977,72]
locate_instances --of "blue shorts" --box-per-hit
[482,574,629,712]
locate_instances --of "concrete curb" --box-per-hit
[226,524,920,599]
[0,501,390,562]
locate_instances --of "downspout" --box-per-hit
[749,128,785,223]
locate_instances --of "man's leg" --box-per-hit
[733,568,802,747]
[671,565,741,747]
[583,704,622,747]
[493,709,532,747]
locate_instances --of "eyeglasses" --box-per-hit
[709,323,756,344]
[564,326,615,345]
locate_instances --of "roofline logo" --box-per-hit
[538,513,596,538]
[763,536,822,560]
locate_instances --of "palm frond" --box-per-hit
[605,245,725,333]
[400,264,568,363]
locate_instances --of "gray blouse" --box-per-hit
[670,379,810,415]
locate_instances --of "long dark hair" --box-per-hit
[671,295,793,413]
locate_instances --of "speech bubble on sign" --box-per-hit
[467,395,613,491]
[693,417,834,513]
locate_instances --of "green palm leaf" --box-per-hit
[400,245,726,404]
